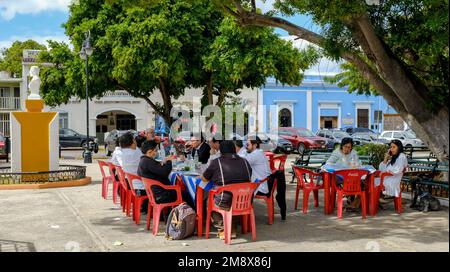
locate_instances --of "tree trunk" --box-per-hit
[206,74,214,105]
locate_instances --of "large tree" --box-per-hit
[0,40,46,77]
[39,0,317,124]
[217,0,449,161]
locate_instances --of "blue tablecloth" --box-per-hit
[169,172,214,203]
[321,164,376,174]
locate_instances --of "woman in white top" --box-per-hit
[376,139,408,197]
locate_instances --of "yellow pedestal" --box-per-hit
[11,99,58,173]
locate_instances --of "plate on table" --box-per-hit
[180,171,200,176]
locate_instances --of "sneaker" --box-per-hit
[217,229,237,239]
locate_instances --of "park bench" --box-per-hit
[402,161,449,198]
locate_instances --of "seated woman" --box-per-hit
[137,140,193,208]
[325,137,362,210]
[376,139,408,204]
[326,137,360,167]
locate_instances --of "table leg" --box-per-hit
[323,173,330,214]
[368,175,376,216]
[196,187,203,237]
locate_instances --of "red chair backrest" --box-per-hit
[141,177,166,206]
[106,162,117,180]
[333,169,369,193]
[272,155,287,172]
[293,166,323,187]
[213,182,259,212]
[265,152,275,172]
[124,172,142,194]
[115,166,129,190]
[98,160,109,179]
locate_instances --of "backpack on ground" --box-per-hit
[165,202,196,240]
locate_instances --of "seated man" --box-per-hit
[116,132,144,190]
[241,136,272,195]
[190,134,211,164]
[138,140,193,207]
[200,140,252,238]
[206,134,223,166]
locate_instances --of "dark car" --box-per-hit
[341,126,376,135]
[351,132,390,145]
[59,128,97,149]
[271,127,327,154]
[316,129,359,149]
[266,133,293,154]
[104,129,138,156]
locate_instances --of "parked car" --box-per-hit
[59,128,98,149]
[351,132,390,145]
[316,129,360,149]
[380,130,426,149]
[266,133,294,154]
[104,129,138,156]
[0,133,6,155]
[341,126,376,135]
[243,132,278,153]
[270,127,327,154]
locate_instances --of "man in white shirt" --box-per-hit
[241,137,272,194]
[115,132,144,190]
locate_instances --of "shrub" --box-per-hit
[355,143,388,169]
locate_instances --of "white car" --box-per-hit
[380,130,426,149]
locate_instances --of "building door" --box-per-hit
[279,108,292,127]
[116,114,136,130]
[324,120,333,129]
[357,108,369,128]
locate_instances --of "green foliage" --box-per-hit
[0,40,46,77]
[354,143,388,169]
[37,0,317,122]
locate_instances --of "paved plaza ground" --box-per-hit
[0,155,448,252]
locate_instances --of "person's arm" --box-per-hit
[387,154,407,175]
[326,150,340,165]
[200,162,215,188]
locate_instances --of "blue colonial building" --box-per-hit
[261,74,403,134]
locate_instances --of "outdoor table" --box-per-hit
[320,164,376,215]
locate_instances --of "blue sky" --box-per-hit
[0,0,340,74]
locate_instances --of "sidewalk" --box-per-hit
[0,158,448,252]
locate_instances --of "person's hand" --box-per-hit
[383,151,391,164]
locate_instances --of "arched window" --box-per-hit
[279,108,292,127]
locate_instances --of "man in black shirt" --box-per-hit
[138,140,193,207]
[200,140,252,239]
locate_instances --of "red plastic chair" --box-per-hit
[106,162,120,205]
[331,169,369,219]
[271,154,287,173]
[141,177,184,236]
[265,152,275,171]
[293,166,324,214]
[98,161,113,199]
[115,166,133,216]
[205,182,259,245]
[175,174,187,192]
[373,169,405,215]
[124,172,149,225]
[254,177,277,224]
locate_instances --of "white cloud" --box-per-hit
[282,35,343,76]
[0,0,72,21]
[0,34,71,50]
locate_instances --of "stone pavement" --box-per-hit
[0,157,448,252]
